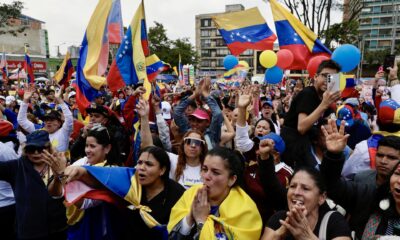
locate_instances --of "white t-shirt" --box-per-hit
[0,142,18,207]
[168,152,203,189]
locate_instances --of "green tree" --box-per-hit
[322,20,359,48]
[147,22,198,69]
[363,49,390,65]
[0,1,25,36]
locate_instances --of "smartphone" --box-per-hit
[327,73,340,92]
[383,54,396,73]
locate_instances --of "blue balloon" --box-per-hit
[223,55,239,70]
[331,44,361,72]
[265,66,284,84]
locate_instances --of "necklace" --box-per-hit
[38,165,48,178]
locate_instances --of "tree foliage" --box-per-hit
[148,21,198,69]
[322,20,359,48]
[281,0,362,47]
[0,1,25,36]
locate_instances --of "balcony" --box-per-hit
[361,11,396,17]
[363,33,400,40]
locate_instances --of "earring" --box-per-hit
[379,198,390,211]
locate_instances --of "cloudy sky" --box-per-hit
[4,0,342,56]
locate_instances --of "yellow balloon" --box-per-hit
[238,60,249,69]
[259,50,277,68]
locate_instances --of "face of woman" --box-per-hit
[287,171,326,215]
[183,132,203,159]
[44,119,61,134]
[26,145,50,164]
[201,155,236,205]
[85,136,110,165]
[390,166,400,205]
[255,120,271,136]
[137,152,165,187]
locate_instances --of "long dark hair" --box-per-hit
[175,130,207,181]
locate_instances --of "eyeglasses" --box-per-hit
[318,73,330,79]
[184,137,205,147]
[25,146,46,154]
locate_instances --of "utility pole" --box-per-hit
[391,0,399,54]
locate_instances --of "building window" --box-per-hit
[201,19,211,27]
[216,48,229,56]
[201,60,210,67]
[370,29,378,36]
[241,49,254,56]
[370,40,378,47]
[201,49,210,57]
[201,30,211,37]
[216,39,226,47]
[201,39,211,48]
[372,6,381,13]
[371,18,380,25]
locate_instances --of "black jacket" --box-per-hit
[0,157,67,239]
[320,151,378,239]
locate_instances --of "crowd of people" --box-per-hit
[0,58,399,239]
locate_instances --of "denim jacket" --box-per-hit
[173,96,223,150]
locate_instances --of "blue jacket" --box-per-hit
[173,96,223,149]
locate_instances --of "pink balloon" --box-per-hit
[307,56,330,78]
[276,49,294,69]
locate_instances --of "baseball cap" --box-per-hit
[189,108,210,122]
[262,100,273,108]
[0,119,14,137]
[256,132,286,156]
[0,96,5,101]
[379,99,400,125]
[42,109,62,121]
[336,105,355,127]
[68,91,76,99]
[86,103,112,117]
[161,101,172,120]
[5,96,15,105]
[344,98,359,107]
[25,130,50,148]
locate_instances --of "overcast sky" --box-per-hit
[3,0,342,57]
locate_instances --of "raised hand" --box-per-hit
[64,166,87,183]
[136,98,149,118]
[388,59,399,81]
[258,139,275,160]
[321,119,349,154]
[321,90,340,110]
[281,206,317,240]
[132,86,146,97]
[237,86,252,108]
[201,77,211,98]
[23,83,36,103]
[55,85,65,104]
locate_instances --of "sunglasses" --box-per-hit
[184,137,205,147]
[25,146,46,154]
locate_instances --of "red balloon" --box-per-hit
[276,49,294,69]
[307,56,330,78]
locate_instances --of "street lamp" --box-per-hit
[55,42,66,57]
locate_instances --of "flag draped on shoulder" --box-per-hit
[0,52,8,80]
[24,52,34,84]
[213,7,276,56]
[54,52,74,87]
[269,0,331,70]
[64,166,168,239]
[107,0,150,94]
[75,0,119,113]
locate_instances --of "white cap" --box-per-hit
[161,101,172,120]
[0,96,5,101]
[5,96,15,105]
[68,91,76,99]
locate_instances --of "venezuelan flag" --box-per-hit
[0,52,8,80]
[65,166,168,238]
[213,7,276,56]
[269,0,331,70]
[146,54,164,83]
[24,53,35,84]
[107,0,123,44]
[76,0,119,112]
[54,51,74,87]
[107,0,150,94]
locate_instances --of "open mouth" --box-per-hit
[291,199,304,206]
[394,187,400,195]
[138,173,146,180]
